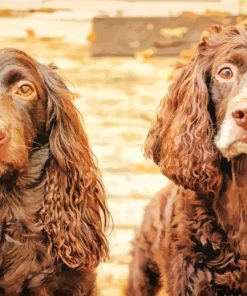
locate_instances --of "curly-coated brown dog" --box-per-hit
[0,48,109,295]
[128,25,247,296]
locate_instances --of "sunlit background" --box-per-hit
[1,1,247,295]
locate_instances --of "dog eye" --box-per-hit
[218,67,233,79]
[17,84,34,97]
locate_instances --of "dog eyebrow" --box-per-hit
[226,49,247,71]
[2,68,27,86]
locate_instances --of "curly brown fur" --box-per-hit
[0,48,109,295]
[128,25,247,296]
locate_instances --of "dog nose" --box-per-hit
[232,109,247,129]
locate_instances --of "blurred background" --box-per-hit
[1,1,247,295]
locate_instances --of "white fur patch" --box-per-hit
[215,85,247,157]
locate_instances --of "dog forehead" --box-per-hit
[0,49,39,74]
[212,47,247,73]
[0,48,33,60]
[0,50,45,92]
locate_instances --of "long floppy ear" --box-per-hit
[144,25,223,193]
[38,64,109,270]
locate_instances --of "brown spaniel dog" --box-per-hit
[128,25,247,295]
[0,48,109,295]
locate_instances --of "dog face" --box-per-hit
[144,25,247,192]
[212,47,247,159]
[0,49,46,176]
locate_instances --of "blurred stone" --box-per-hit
[92,15,247,56]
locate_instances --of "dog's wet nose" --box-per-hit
[232,109,247,129]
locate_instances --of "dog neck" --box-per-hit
[0,145,52,287]
[214,155,247,256]
[17,145,49,188]
[0,145,49,228]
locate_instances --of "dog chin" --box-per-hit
[221,141,247,160]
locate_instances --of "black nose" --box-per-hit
[232,109,247,129]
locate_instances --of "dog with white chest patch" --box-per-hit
[127,24,247,296]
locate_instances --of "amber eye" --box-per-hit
[17,84,34,97]
[218,67,233,79]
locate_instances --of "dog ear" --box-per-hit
[144,27,224,193]
[38,64,109,269]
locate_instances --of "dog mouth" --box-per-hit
[221,139,247,160]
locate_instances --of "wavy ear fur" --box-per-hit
[144,25,223,193]
[38,64,109,269]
